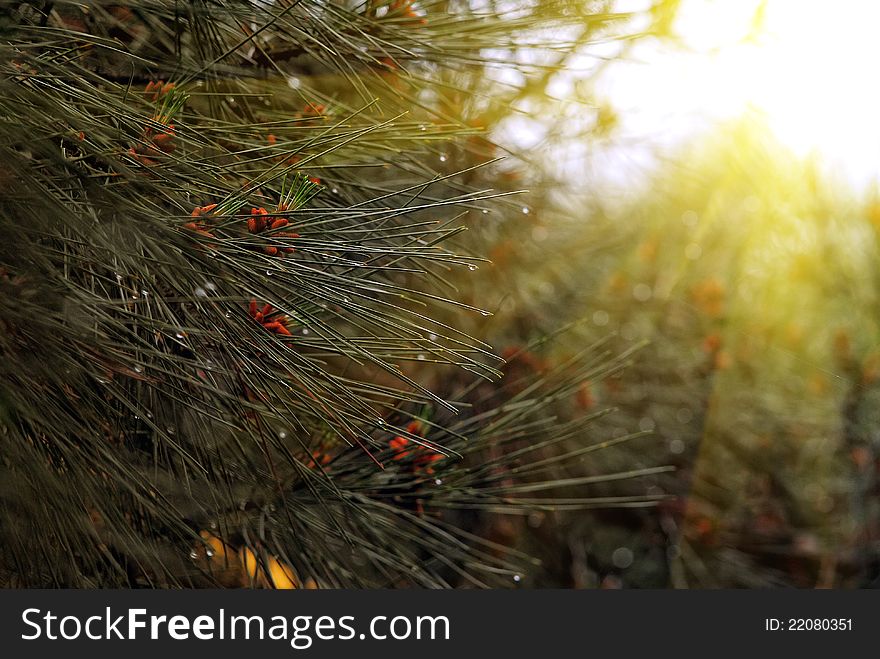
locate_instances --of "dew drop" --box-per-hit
[331,188,339,194]
[166,426,175,435]
[434,478,442,485]
[676,407,693,424]
[278,430,288,439]
[205,548,215,557]
[429,333,438,341]
[513,574,521,582]
[266,270,272,276]
[302,328,309,335]
[481,209,489,214]
[194,287,208,298]
[189,550,199,560]
[205,282,217,292]
[521,207,530,215]
[612,547,634,569]
[632,283,652,302]
[225,311,232,318]
[620,322,639,341]
[532,226,548,242]
[133,364,143,373]
[141,290,149,297]
[417,354,425,361]
[439,154,447,162]
[419,125,426,131]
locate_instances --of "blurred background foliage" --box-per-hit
[525,117,880,588]
[418,0,880,586]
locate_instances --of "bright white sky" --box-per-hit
[537,0,880,195]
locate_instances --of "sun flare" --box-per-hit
[607,0,880,188]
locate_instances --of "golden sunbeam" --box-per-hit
[607,0,880,187]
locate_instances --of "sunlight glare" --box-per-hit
[604,0,880,188]
[711,1,880,177]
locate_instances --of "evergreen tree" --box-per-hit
[0,0,674,588]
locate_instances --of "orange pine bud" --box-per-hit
[702,333,722,354]
[266,556,297,589]
[239,546,260,584]
[575,382,595,410]
[390,436,410,460]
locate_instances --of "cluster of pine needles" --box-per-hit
[0,0,669,587]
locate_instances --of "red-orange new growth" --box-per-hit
[248,299,292,336]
